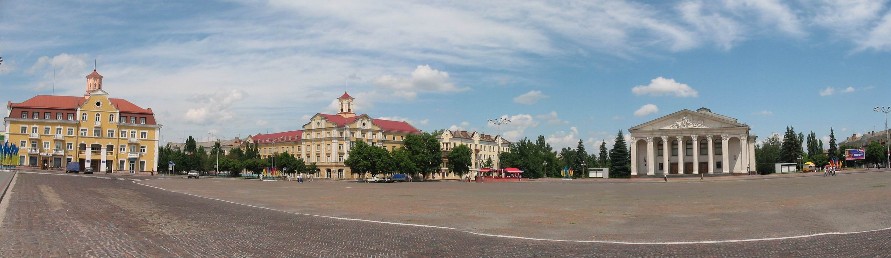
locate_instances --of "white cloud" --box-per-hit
[547,127,580,150]
[859,12,891,51]
[634,104,660,117]
[820,86,857,96]
[813,0,886,39]
[678,1,743,50]
[27,53,90,91]
[632,77,698,97]
[449,121,471,131]
[183,89,246,125]
[373,65,466,100]
[754,110,773,116]
[536,111,568,125]
[723,0,805,37]
[513,90,547,105]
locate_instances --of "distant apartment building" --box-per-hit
[167,137,246,156]
[245,131,302,159]
[438,130,510,178]
[4,69,160,172]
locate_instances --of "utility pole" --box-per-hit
[875,107,891,169]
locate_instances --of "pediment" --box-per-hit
[630,109,747,132]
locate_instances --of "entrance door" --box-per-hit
[699,162,709,173]
[684,162,694,174]
[669,163,678,174]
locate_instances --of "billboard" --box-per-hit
[845,149,865,160]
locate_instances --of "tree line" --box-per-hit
[755,127,888,174]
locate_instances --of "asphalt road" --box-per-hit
[0,171,889,257]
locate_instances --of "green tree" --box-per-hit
[403,133,442,180]
[559,147,576,177]
[780,127,804,163]
[755,134,782,174]
[828,128,838,161]
[482,157,493,168]
[865,141,887,168]
[806,131,821,160]
[598,141,609,168]
[447,145,473,177]
[345,141,375,178]
[307,162,319,177]
[572,139,588,178]
[390,147,417,175]
[609,131,631,178]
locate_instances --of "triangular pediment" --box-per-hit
[630,109,748,132]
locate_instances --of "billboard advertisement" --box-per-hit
[845,149,865,160]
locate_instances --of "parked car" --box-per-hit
[65,162,80,173]
[366,176,385,183]
[187,171,200,179]
[84,167,94,174]
[391,174,408,182]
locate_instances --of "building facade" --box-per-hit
[167,137,246,156]
[437,130,509,178]
[300,92,420,179]
[628,108,756,176]
[246,131,303,159]
[4,69,161,172]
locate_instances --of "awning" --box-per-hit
[504,167,523,173]
[478,168,492,172]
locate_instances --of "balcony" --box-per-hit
[129,138,140,144]
[54,134,65,140]
[127,152,141,159]
[53,150,64,156]
[28,148,39,154]
[29,133,39,139]
[94,121,102,127]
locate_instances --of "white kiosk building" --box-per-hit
[628,108,756,176]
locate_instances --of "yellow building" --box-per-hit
[301,92,420,179]
[246,130,303,159]
[437,130,510,179]
[3,69,161,172]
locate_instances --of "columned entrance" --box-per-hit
[629,108,757,175]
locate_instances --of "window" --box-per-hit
[21,111,27,119]
[130,145,137,153]
[130,131,136,139]
[19,126,26,134]
[109,114,115,122]
[67,143,73,150]
[43,126,50,135]
[716,161,722,169]
[33,112,39,119]
[81,113,87,121]
[120,130,127,138]
[67,114,74,120]
[659,163,664,171]
[44,112,51,119]
[20,141,25,147]
[120,145,126,152]
[80,129,87,136]
[56,113,62,120]
[139,117,145,124]
[30,141,37,149]
[43,141,50,149]
[95,113,101,122]
[107,145,114,153]
[67,128,74,136]
[32,126,38,134]
[108,130,115,138]
[685,141,693,156]
[56,127,62,135]
[699,141,708,155]
[120,116,126,123]
[671,141,678,156]
[140,131,147,139]
[54,142,62,151]
[93,128,101,137]
[715,141,723,155]
[130,117,136,124]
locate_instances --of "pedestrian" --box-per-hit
[297,173,303,183]
[663,174,668,182]
[700,172,703,181]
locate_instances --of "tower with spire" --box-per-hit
[337,92,355,118]
[85,65,103,97]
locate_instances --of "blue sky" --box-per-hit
[2,0,890,150]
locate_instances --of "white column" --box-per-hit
[646,137,655,175]
[749,139,757,173]
[677,136,685,174]
[662,136,670,175]
[100,146,107,173]
[741,135,749,173]
[630,137,638,176]
[692,135,699,174]
[722,135,730,173]
[85,145,92,169]
[707,135,715,174]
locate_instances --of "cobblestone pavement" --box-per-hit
[0,171,889,257]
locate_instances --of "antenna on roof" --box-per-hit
[94,59,97,71]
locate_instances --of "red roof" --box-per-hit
[317,113,420,133]
[8,95,153,114]
[86,69,103,79]
[251,130,303,144]
[504,168,523,173]
[338,92,354,100]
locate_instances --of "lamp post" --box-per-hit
[487,117,511,170]
[875,106,891,170]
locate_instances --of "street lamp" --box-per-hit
[487,117,511,170]
[874,106,891,170]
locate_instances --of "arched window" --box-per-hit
[109,114,115,122]
[95,113,101,122]
[81,113,87,121]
